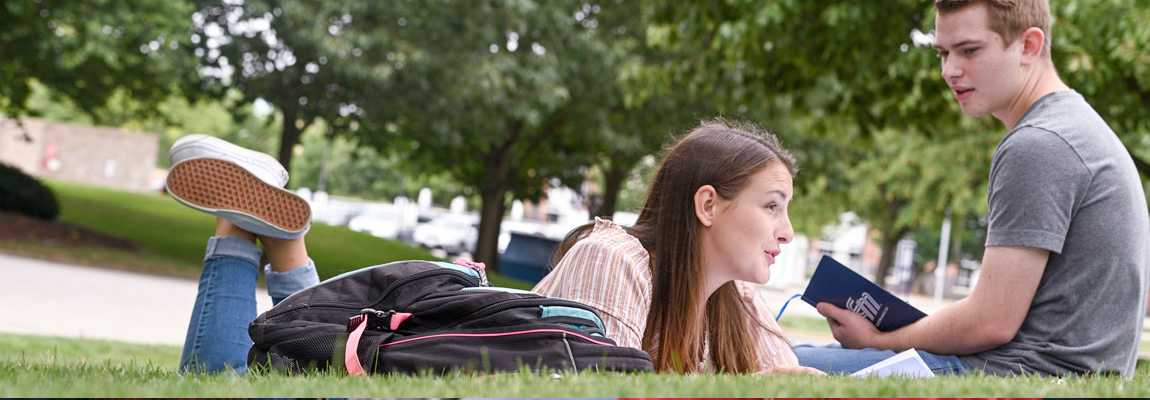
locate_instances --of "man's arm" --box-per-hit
[817,245,1048,355]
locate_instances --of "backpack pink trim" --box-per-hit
[379,328,615,347]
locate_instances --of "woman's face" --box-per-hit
[701,161,795,287]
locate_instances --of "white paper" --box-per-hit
[850,348,936,378]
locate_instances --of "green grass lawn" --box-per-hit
[5,181,1150,396]
[2,332,1147,397]
[1,180,529,288]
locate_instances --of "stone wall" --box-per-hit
[0,117,159,192]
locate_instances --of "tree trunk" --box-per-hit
[949,213,966,264]
[475,182,509,272]
[874,226,912,290]
[874,231,898,290]
[473,133,514,272]
[872,199,908,288]
[596,159,629,219]
[276,106,304,178]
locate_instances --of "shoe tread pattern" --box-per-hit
[167,158,310,232]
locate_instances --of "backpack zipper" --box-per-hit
[452,258,489,286]
[438,296,604,333]
[377,327,615,348]
[271,260,486,306]
[263,267,482,319]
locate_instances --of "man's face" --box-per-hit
[935,3,1025,119]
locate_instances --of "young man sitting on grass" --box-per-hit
[799,0,1150,378]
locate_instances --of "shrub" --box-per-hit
[0,163,59,219]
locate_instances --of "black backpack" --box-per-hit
[247,259,654,374]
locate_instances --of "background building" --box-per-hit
[0,117,159,193]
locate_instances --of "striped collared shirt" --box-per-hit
[533,218,799,371]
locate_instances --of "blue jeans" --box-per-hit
[795,343,973,375]
[178,236,319,375]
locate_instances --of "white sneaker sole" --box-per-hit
[167,158,310,239]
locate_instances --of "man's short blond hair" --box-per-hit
[935,0,1052,57]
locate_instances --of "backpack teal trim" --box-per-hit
[459,287,608,333]
[540,305,606,332]
[428,261,481,280]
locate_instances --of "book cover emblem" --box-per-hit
[845,292,888,327]
[802,255,926,332]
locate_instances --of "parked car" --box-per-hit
[412,213,479,255]
[348,204,403,240]
[541,220,589,241]
[498,219,543,253]
[311,199,363,227]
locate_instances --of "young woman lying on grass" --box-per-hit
[168,119,820,376]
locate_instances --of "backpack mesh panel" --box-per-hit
[266,330,341,373]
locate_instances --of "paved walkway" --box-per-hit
[0,252,272,346]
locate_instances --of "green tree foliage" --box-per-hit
[577,0,714,219]
[588,105,680,220]
[190,0,394,172]
[643,1,966,284]
[290,128,470,204]
[644,1,962,134]
[911,212,988,274]
[353,0,633,269]
[845,124,998,284]
[153,98,284,168]
[1053,1,1150,175]
[0,0,200,117]
[601,154,658,215]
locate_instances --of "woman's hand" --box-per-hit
[756,364,826,376]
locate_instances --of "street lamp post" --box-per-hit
[934,210,952,307]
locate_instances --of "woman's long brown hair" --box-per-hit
[554,118,798,373]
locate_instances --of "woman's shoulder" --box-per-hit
[571,217,648,260]
[550,217,650,276]
[535,217,653,308]
[586,217,636,241]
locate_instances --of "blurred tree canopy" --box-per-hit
[5,0,1148,280]
[187,1,681,268]
[1053,0,1150,176]
[289,127,471,205]
[642,0,975,284]
[350,0,684,269]
[189,0,395,174]
[586,0,718,220]
[1,0,200,117]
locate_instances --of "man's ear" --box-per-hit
[694,185,717,227]
[1020,27,1045,63]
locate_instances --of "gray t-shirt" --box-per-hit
[959,90,1150,377]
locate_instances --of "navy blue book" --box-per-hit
[802,255,927,332]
